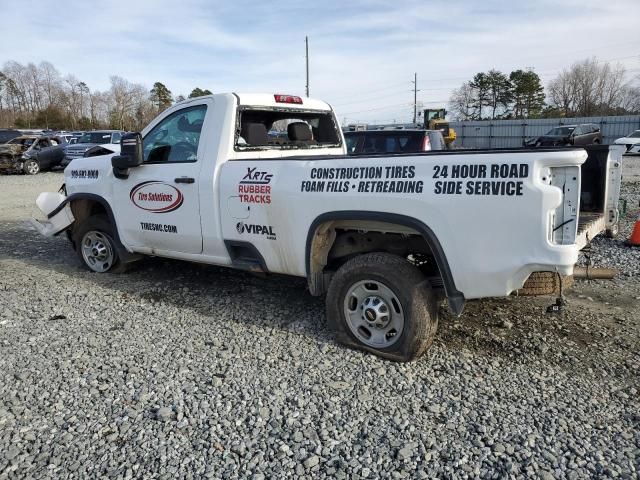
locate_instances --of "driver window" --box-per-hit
[143,105,207,163]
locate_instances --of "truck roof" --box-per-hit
[175,93,333,112]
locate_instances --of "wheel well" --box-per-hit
[69,199,108,227]
[308,220,443,295]
[66,196,140,264]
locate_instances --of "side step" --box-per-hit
[224,241,268,273]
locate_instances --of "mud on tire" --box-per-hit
[326,253,438,362]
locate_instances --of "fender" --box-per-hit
[48,193,138,262]
[305,211,465,315]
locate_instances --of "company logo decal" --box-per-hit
[236,221,276,240]
[238,167,273,204]
[130,181,184,213]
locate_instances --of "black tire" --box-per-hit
[72,215,127,273]
[23,159,40,175]
[326,253,438,362]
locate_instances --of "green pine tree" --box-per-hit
[509,70,545,119]
[188,87,213,98]
[150,82,173,111]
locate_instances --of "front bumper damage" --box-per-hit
[0,156,24,174]
[30,192,74,237]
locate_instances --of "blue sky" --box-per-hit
[1,0,639,123]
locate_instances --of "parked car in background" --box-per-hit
[613,130,640,153]
[52,133,76,144]
[344,129,447,155]
[524,124,601,147]
[0,135,67,174]
[63,130,125,166]
[68,131,84,145]
[0,129,22,144]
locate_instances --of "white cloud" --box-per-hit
[1,0,638,123]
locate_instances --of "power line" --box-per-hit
[341,99,449,116]
[328,81,410,103]
[331,46,640,109]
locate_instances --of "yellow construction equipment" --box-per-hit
[423,108,456,146]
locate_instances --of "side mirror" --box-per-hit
[112,132,143,179]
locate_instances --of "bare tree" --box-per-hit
[449,82,476,120]
[108,76,150,130]
[548,58,631,116]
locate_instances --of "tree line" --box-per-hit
[0,60,212,130]
[449,57,640,121]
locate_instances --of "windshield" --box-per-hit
[7,137,36,147]
[78,132,113,144]
[546,127,574,136]
[628,131,640,138]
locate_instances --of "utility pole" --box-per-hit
[305,36,310,97]
[411,72,419,125]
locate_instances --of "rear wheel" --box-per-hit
[23,159,40,175]
[326,253,438,362]
[72,215,127,273]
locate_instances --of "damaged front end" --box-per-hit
[0,144,26,173]
[30,185,75,237]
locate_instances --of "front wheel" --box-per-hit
[72,215,127,273]
[326,253,438,362]
[23,159,40,175]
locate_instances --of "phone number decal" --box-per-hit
[70,169,99,179]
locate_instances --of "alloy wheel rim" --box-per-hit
[81,231,114,272]
[343,280,404,348]
[27,161,39,174]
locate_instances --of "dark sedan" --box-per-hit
[524,124,601,147]
[0,135,68,174]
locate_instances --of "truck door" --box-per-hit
[112,104,207,254]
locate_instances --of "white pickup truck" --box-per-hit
[32,93,623,361]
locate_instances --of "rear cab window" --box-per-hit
[234,107,342,151]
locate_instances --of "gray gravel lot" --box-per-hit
[1,172,638,479]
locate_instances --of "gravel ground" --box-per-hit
[0,172,638,479]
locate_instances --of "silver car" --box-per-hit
[63,130,124,166]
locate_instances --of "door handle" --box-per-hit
[175,177,195,184]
